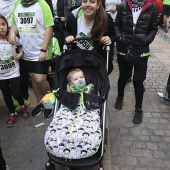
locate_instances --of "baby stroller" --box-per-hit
[45,38,110,170]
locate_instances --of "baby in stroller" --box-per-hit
[44,68,102,159]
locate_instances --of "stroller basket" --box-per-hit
[47,146,103,168]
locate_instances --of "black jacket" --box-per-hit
[114,0,158,53]
[45,0,64,17]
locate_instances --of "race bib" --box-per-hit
[0,57,18,74]
[18,12,36,28]
[76,32,94,51]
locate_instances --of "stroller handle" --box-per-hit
[74,37,99,42]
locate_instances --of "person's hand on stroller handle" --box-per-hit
[101,36,112,45]
[65,36,74,43]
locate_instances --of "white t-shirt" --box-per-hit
[132,8,142,30]
[0,39,21,80]
[105,0,121,21]
[12,0,54,61]
[0,0,17,27]
[52,0,58,17]
[76,13,94,51]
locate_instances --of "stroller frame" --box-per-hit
[45,44,110,170]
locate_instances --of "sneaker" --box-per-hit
[15,105,21,113]
[31,103,43,117]
[6,113,18,127]
[133,108,143,124]
[13,99,19,107]
[164,25,169,33]
[161,26,166,31]
[21,107,30,119]
[24,98,30,106]
[13,99,21,112]
[44,109,53,118]
[114,98,123,110]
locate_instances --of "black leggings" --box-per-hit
[117,54,148,109]
[0,77,24,113]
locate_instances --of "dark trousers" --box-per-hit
[19,59,29,100]
[117,54,148,109]
[0,147,6,170]
[0,77,24,113]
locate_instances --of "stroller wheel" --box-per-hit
[45,162,55,170]
[98,167,104,170]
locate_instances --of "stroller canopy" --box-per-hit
[54,49,110,99]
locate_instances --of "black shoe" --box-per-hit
[31,104,42,116]
[114,98,123,110]
[133,108,143,124]
[44,109,53,118]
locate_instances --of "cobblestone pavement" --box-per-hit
[0,29,170,170]
[108,30,170,170]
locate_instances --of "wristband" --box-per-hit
[40,49,47,52]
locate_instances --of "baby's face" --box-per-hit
[70,71,86,87]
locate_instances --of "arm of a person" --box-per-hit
[114,3,124,41]
[64,13,75,43]
[58,0,65,19]
[38,26,53,62]
[13,45,23,60]
[8,26,19,45]
[64,0,69,20]
[45,0,54,17]
[100,13,117,45]
[145,5,158,45]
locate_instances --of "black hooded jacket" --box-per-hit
[114,0,158,53]
[45,0,64,17]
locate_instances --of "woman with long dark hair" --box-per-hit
[64,0,116,75]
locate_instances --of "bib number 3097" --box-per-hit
[18,12,36,28]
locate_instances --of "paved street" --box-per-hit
[0,29,170,170]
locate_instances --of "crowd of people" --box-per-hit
[0,0,165,168]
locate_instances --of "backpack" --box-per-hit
[152,0,163,14]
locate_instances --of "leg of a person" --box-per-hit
[117,54,132,100]
[0,147,6,170]
[9,77,24,106]
[162,5,168,27]
[54,21,64,50]
[19,59,29,100]
[133,56,148,109]
[127,64,133,80]
[166,5,170,26]
[29,73,43,102]
[30,73,50,102]
[0,79,15,113]
[163,15,167,27]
